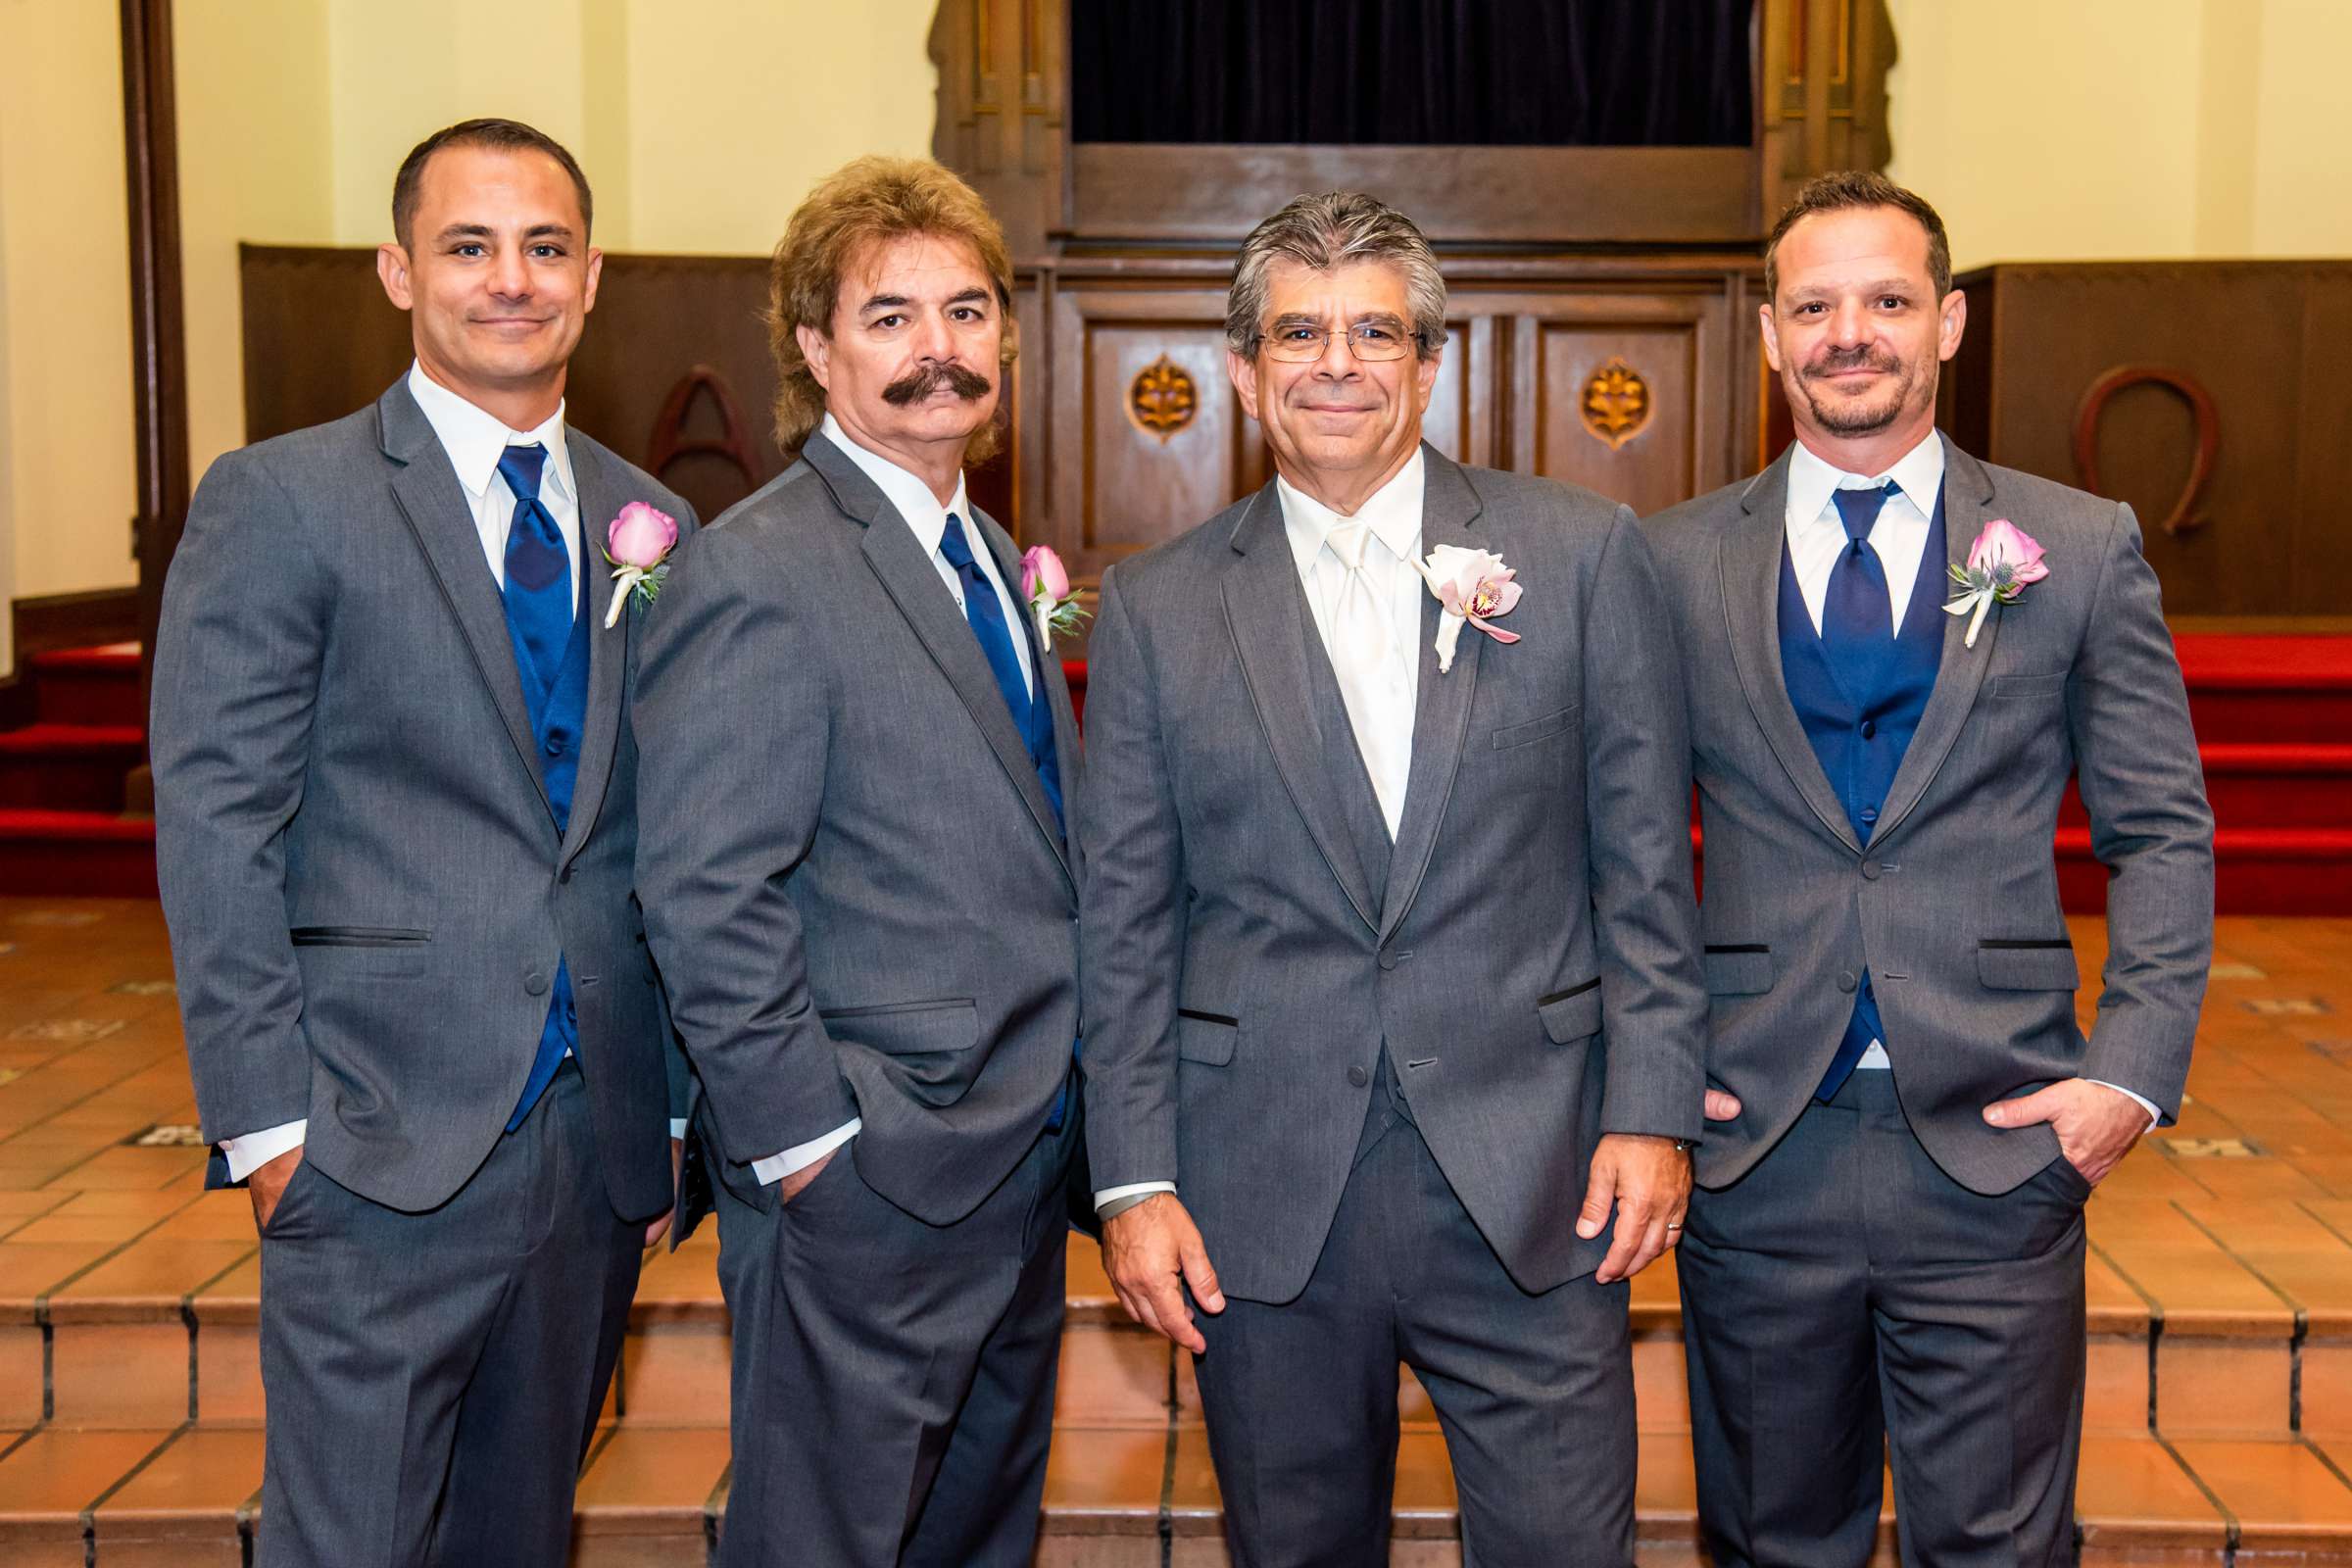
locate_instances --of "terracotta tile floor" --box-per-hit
[0,899,2349,1562]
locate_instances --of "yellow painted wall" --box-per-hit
[1885,0,2352,268]
[0,0,141,654]
[176,0,335,486]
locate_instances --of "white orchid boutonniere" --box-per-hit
[1414,544,1523,673]
[602,502,679,628]
[1942,518,2048,649]
[1020,545,1091,647]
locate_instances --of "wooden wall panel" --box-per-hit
[1946,262,2352,617]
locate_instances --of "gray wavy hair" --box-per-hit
[1225,191,1448,358]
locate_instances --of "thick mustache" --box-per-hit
[1804,345,1902,378]
[882,363,993,405]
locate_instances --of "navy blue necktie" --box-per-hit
[937,514,1062,834]
[497,443,577,1130]
[1812,479,1896,1103]
[498,444,572,695]
[938,513,1075,1131]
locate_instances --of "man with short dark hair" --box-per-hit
[1645,171,2212,1565]
[154,118,693,1566]
[1082,190,1706,1566]
[632,156,1081,1568]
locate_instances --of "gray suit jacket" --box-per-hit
[631,432,1083,1236]
[1081,447,1707,1302]
[1642,435,2214,1195]
[153,378,696,1220]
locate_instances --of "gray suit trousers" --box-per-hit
[1193,1073,1637,1568]
[254,1063,643,1568]
[1678,1070,2088,1568]
[712,1114,1075,1568]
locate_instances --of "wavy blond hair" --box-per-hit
[766,157,1017,465]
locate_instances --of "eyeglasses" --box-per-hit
[1258,320,1417,364]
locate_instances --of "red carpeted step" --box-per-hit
[28,644,143,730]
[2059,826,2352,916]
[2057,745,2352,833]
[2178,633,2352,745]
[0,808,157,898]
[0,724,145,812]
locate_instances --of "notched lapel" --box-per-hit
[1221,487,1382,933]
[1379,451,1485,943]
[558,441,630,865]
[1870,436,2000,845]
[1719,452,1862,858]
[810,437,1072,884]
[378,385,555,827]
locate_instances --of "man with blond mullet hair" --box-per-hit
[633,157,1081,1568]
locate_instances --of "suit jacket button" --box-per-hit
[1860,859,1883,880]
[1348,1065,1370,1087]
[525,970,550,996]
[1838,970,1858,994]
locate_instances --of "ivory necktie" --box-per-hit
[1324,520,1411,838]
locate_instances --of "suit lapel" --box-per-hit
[557,440,629,865]
[1870,435,2000,845]
[808,435,1072,886]
[378,382,555,827]
[1378,449,1486,945]
[1221,485,1382,933]
[1721,448,1863,857]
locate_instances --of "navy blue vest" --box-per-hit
[506,562,592,1129]
[1776,484,1947,1062]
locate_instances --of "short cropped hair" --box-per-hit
[391,118,593,249]
[1764,171,1952,304]
[765,156,1018,464]
[1226,192,1448,359]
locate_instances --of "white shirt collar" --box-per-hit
[1278,448,1428,579]
[406,361,574,508]
[1786,430,1944,530]
[818,413,972,554]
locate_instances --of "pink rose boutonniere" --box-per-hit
[603,502,679,628]
[1414,544,1523,673]
[1942,518,2048,648]
[1020,544,1091,647]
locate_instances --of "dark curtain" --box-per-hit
[1070,0,1754,146]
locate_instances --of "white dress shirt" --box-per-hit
[1783,434,2156,1126]
[219,363,583,1183]
[1094,453,1430,1216]
[734,416,1039,1187]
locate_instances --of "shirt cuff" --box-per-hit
[1094,1180,1177,1216]
[668,1119,688,1141]
[2087,1079,2162,1131]
[220,1120,308,1183]
[751,1118,860,1186]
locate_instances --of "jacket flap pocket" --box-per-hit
[1176,1008,1239,1065]
[1986,671,2068,702]
[819,998,979,1054]
[1701,948,1775,995]
[1492,705,1579,751]
[289,926,430,947]
[1538,980,1602,1044]
[1977,946,2080,991]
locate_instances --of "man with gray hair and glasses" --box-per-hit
[1079,190,1707,1565]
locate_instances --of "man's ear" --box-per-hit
[1936,287,1968,363]
[797,321,833,391]
[581,246,604,316]
[1758,303,1784,374]
[1227,347,1261,423]
[376,243,415,311]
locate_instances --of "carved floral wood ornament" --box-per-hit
[1127,356,1198,441]
[1581,356,1651,450]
